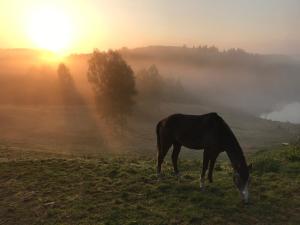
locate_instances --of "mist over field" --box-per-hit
[122,46,300,115]
[2,47,300,113]
[0,46,300,155]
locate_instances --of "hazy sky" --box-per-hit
[0,0,299,54]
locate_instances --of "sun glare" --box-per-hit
[27,6,73,53]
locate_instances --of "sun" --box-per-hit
[27,6,73,53]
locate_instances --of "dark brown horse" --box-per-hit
[156,113,252,203]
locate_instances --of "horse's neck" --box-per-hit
[225,144,247,170]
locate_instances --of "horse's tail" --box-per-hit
[156,121,162,154]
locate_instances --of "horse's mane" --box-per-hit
[217,115,248,169]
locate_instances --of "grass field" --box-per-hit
[1,103,300,156]
[0,145,299,225]
[0,103,300,224]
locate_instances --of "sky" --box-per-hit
[0,0,299,54]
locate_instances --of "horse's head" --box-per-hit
[233,163,252,203]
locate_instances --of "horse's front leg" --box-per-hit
[200,150,209,190]
[172,143,181,177]
[208,152,218,183]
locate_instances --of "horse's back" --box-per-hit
[157,113,225,149]
[160,113,221,130]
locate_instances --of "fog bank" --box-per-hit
[261,102,300,124]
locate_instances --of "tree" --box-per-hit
[136,65,189,105]
[136,64,164,104]
[164,76,186,102]
[87,50,136,124]
[58,63,73,86]
[58,63,83,105]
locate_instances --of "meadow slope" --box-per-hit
[0,103,300,156]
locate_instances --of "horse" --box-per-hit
[156,113,252,203]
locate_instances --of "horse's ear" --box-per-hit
[248,163,253,172]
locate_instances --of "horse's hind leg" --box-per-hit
[172,143,181,176]
[200,149,209,190]
[157,137,172,177]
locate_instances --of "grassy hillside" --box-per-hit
[0,103,299,157]
[0,145,299,225]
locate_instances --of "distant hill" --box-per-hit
[1,46,300,115]
[118,46,300,115]
[120,45,297,68]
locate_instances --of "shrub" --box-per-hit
[284,148,300,162]
[254,157,281,174]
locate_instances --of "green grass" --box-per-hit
[0,147,299,225]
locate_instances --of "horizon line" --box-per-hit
[0,45,297,57]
